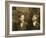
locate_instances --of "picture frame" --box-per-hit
[5,1,45,37]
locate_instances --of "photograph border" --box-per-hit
[9,3,43,34]
[5,1,45,37]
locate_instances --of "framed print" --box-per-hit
[5,1,45,37]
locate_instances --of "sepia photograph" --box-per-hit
[12,7,40,31]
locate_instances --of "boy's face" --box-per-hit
[20,15,24,21]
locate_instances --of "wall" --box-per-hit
[0,0,46,38]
